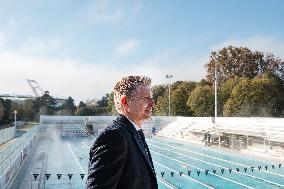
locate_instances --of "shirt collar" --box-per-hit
[125,116,141,131]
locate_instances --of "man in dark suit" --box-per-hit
[87,76,158,189]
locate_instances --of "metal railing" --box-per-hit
[0,125,38,175]
[0,126,16,145]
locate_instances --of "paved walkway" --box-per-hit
[9,125,49,189]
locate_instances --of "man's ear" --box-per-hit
[121,96,127,107]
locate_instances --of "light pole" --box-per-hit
[14,110,17,127]
[214,62,221,147]
[214,61,217,121]
[166,74,173,116]
[13,110,17,137]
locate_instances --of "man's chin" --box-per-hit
[141,114,152,121]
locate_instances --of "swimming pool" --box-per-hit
[41,128,284,189]
[148,137,284,189]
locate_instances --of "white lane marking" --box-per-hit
[157,177,178,189]
[83,142,179,189]
[149,138,284,178]
[153,160,214,189]
[151,144,284,189]
[151,137,270,164]
[82,131,251,188]
[67,142,86,174]
[152,150,255,189]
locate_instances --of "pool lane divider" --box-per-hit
[32,173,85,181]
[153,160,215,189]
[150,144,284,188]
[34,141,87,181]
[83,142,178,189]
[148,138,284,178]
[152,150,255,189]
[72,121,284,188]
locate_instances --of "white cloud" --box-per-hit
[0,51,118,104]
[82,0,124,24]
[0,47,207,104]
[211,35,284,58]
[138,53,207,85]
[114,38,140,57]
[2,27,283,106]
[81,0,142,24]
[19,37,70,55]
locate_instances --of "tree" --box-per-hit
[2,99,12,123]
[171,81,196,116]
[107,92,117,115]
[92,94,112,115]
[198,79,210,86]
[97,94,109,107]
[78,101,87,108]
[219,77,241,116]
[9,101,25,121]
[1,98,37,123]
[206,46,284,85]
[39,106,52,115]
[151,85,167,115]
[262,54,284,81]
[0,98,4,124]
[223,73,284,116]
[35,91,56,108]
[61,97,76,115]
[151,85,167,104]
[22,99,36,121]
[153,95,168,116]
[75,107,95,116]
[187,85,214,116]
[34,91,56,116]
[205,46,263,84]
[76,99,95,116]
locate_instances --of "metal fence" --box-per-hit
[0,126,15,145]
[0,125,38,189]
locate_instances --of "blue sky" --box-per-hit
[0,0,284,103]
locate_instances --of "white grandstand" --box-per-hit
[40,115,174,137]
[39,115,284,157]
[157,116,284,157]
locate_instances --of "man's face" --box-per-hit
[127,84,155,122]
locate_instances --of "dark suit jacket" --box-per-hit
[86,115,158,189]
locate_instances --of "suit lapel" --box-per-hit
[115,115,155,174]
[133,133,155,172]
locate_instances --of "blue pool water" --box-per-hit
[148,137,284,189]
[42,134,284,189]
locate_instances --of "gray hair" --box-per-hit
[113,76,152,113]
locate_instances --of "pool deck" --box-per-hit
[8,125,49,189]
